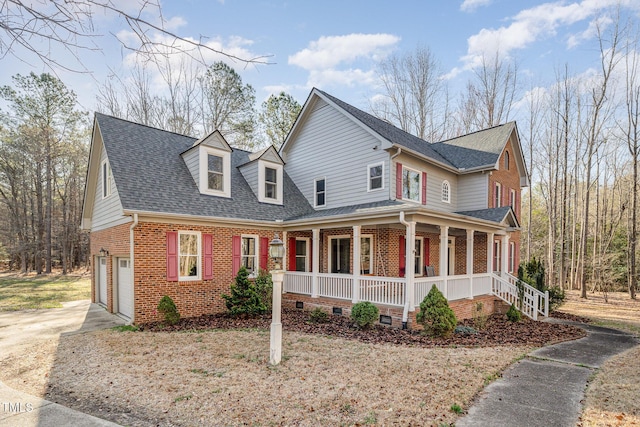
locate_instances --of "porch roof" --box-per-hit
[454,206,519,228]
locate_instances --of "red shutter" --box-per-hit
[232,236,241,276]
[399,235,406,277]
[166,231,178,281]
[309,238,313,272]
[260,237,269,271]
[421,172,427,205]
[203,233,213,280]
[396,162,403,199]
[288,237,296,271]
[424,238,430,267]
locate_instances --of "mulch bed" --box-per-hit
[138,308,587,347]
[550,310,593,324]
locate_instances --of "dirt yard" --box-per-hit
[556,290,640,427]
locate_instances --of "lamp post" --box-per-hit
[268,233,285,365]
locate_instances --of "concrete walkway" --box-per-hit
[0,300,125,427]
[458,321,640,427]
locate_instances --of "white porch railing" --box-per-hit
[282,271,548,319]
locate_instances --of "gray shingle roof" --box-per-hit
[286,200,407,221]
[455,207,518,226]
[96,113,314,221]
[317,89,514,171]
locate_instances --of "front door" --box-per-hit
[98,257,107,305]
[330,237,350,274]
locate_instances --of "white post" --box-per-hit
[501,235,510,276]
[544,290,549,317]
[487,232,494,274]
[440,226,449,298]
[270,270,284,365]
[466,229,474,299]
[312,228,320,298]
[352,225,361,304]
[405,221,416,310]
[282,231,287,294]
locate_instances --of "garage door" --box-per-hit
[117,258,133,319]
[98,257,107,305]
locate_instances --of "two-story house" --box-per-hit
[82,88,544,327]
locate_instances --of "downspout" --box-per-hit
[399,211,410,329]
[129,213,139,324]
[390,146,402,161]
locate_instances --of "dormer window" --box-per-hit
[258,161,283,204]
[199,146,231,198]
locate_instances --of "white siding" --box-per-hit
[91,145,128,231]
[457,173,488,211]
[394,154,458,212]
[182,148,199,186]
[284,100,389,209]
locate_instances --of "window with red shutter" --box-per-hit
[167,231,178,281]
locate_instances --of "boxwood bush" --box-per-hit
[350,301,379,329]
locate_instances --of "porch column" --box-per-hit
[501,234,510,276]
[282,231,287,294]
[439,226,449,298]
[352,225,361,303]
[405,221,416,310]
[487,232,494,274]
[311,228,320,298]
[466,229,474,299]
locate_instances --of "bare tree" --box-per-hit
[371,46,451,141]
[0,0,270,73]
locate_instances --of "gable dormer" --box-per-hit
[181,130,232,198]
[239,145,284,205]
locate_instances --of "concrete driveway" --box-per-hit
[0,300,125,427]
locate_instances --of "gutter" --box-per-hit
[399,211,410,329]
[129,213,139,324]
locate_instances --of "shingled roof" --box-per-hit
[316,89,514,171]
[95,113,314,222]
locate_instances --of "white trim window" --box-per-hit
[510,189,516,208]
[329,235,350,274]
[402,166,421,202]
[295,238,309,272]
[414,237,424,276]
[509,241,515,273]
[101,160,112,199]
[258,161,283,204]
[494,182,502,208]
[505,151,510,170]
[179,231,201,281]
[360,235,373,275]
[367,162,384,191]
[199,146,231,198]
[441,180,450,203]
[314,177,326,207]
[241,235,258,274]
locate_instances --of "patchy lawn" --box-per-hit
[555,290,640,427]
[0,272,91,311]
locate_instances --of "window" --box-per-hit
[493,240,501,272]
[315,178,326,207]
[295,239,308,272]
[360,236,372,275]
[494,182,502,208]
[179,231,201,280]
[265,167,277,199]
[509,242,515,273]
[330,236,350,274]
[241,236,257,274]
[207,154,224,191]
[101,160,111,198]
[505,151,510,170]
[368,162,383,191]
[415,237,424,276]
[510,189,516,208]
[402,167,421,202]
[441,180,450,203]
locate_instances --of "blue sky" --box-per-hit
[2,0,640,118]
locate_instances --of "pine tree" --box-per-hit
[222,266,268,317]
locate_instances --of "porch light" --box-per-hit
[269,233,285,270]
[99,248,108,257]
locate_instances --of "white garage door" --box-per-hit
[117,258,134,319]
[98,257,107,305]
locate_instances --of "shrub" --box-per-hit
[416,285,457,337]
[254,269,273,311]
[454,325,477,336]
[222,266,268,317]
[350,301,379,329]
[157,295,180,325]
[309,307,329,323]
[547,286,566,311]
[506,303,522,322]
[472,301,488,330]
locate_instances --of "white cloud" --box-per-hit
[458,0,638,72]
[288,33,399,88]
[460,0,493,13]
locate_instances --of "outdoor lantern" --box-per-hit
[269,233,285,270]
[99,248,108,257]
